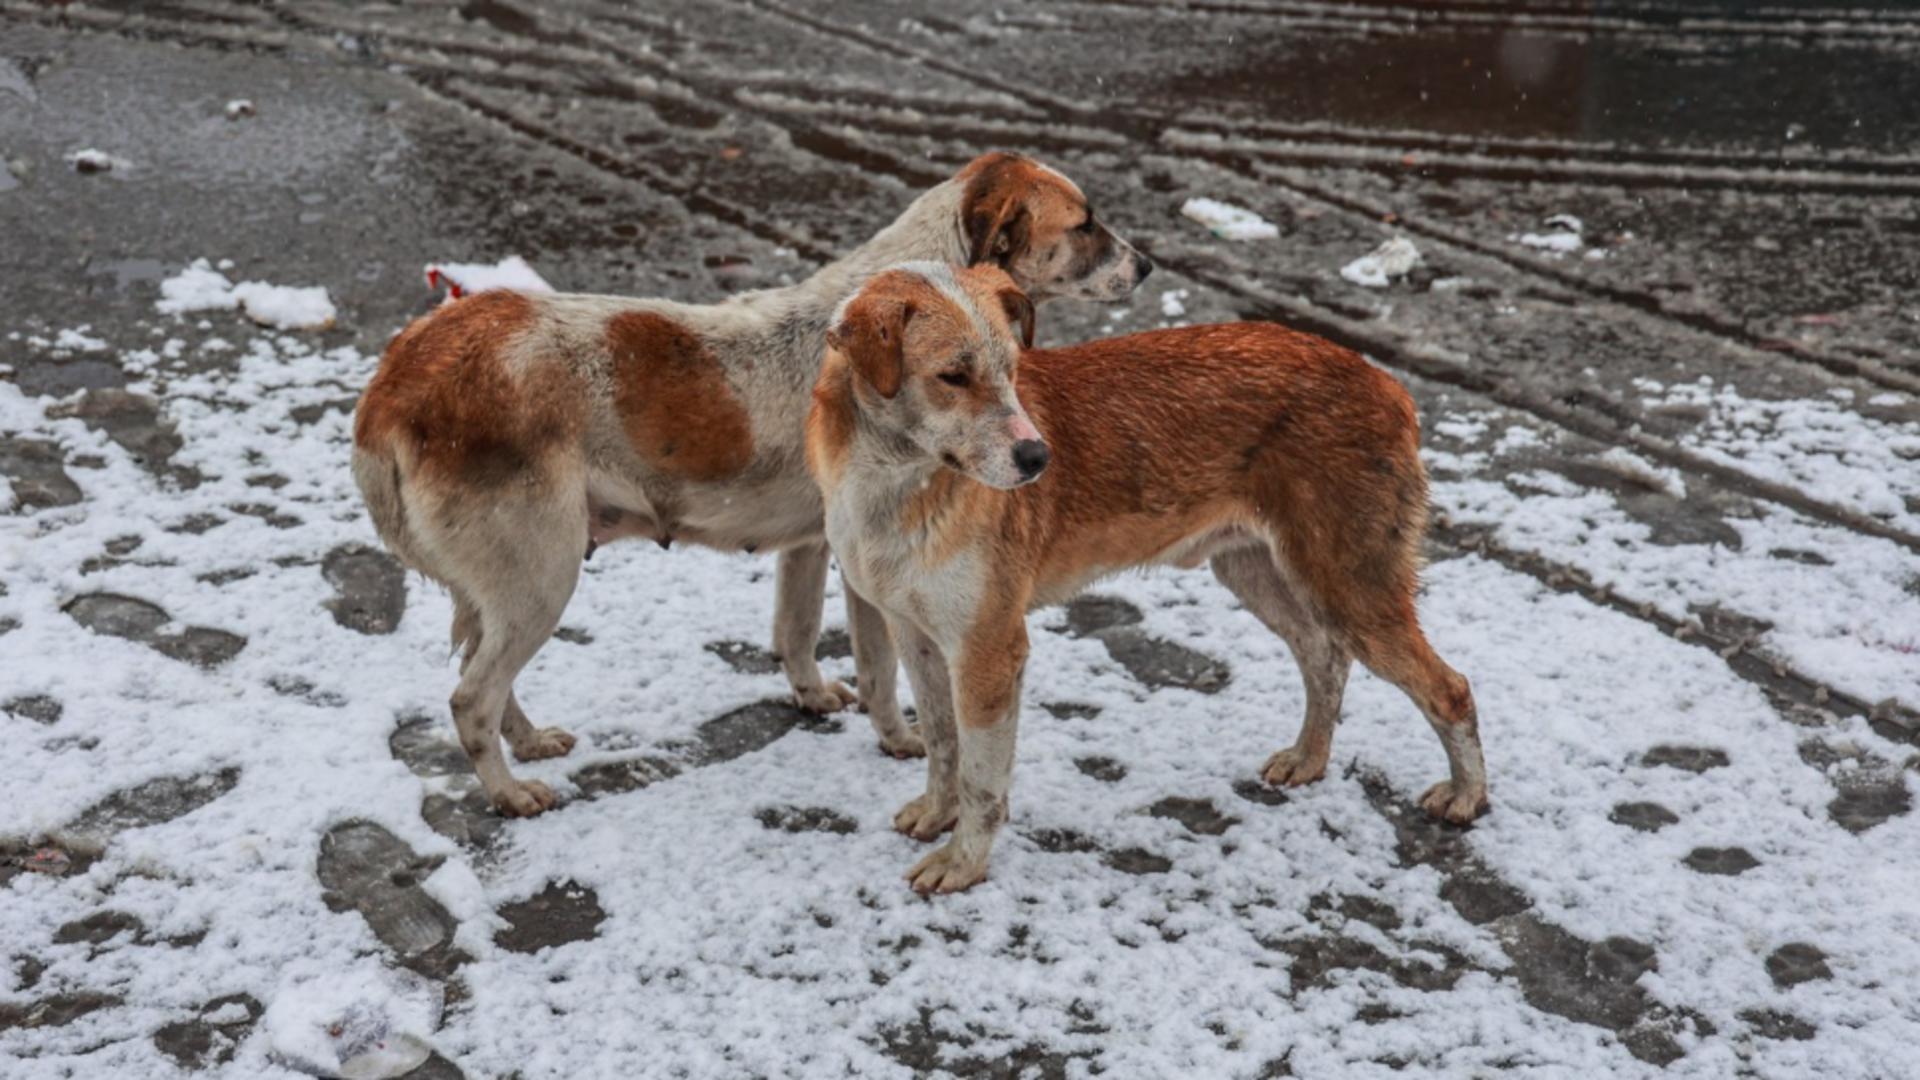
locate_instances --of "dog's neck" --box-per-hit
[738,179,972,333]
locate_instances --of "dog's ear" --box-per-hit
[998,286,1035,349]
[963,158,1033,269]
[830,297,914,399]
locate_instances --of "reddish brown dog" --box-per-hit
[808,263,1487,893]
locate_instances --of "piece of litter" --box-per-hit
[424,256,554,301]
[1517,232,1584,254]
[1340,236,1422,288]
[264,966,439,1079]
[226,99,256,120]
[24,847,73,875]
[155,258,337,330]
[66,148,118,174]
[1179,198,1279,241]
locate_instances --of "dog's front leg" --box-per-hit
[847,584,923,758]
[773,541,857,714]
[891,622,959,839]
[905,620,1026,895]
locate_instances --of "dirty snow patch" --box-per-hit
[1179,197,1279,241]
[155,259,337,330]
[1159,288,1189,318]
[1340,236,1423,288]
[65,148,125,174]
[1591,446,1688,499]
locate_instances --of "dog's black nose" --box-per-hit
[1134,254,1154,282]
[1012,439,1051,481]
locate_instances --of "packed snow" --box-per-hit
[423,256,554,301]
[1340,236,1423,288]
[1180,197,1280,241]
[155,258,337,331]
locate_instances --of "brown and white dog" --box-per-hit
[807,263,1488,894]
[352,154,1150,816]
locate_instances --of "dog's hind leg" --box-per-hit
[437,483,585,817]
[848,585,923,758]
[1349,609,1487,824]
[1211,547,1351,789]
[773,542,858,714]
[452,594,577,764]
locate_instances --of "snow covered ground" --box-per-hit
[2,260,1915,1077]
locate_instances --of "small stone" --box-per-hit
[1765,942,1832,988]
[1042,702,1102,720]
[1683,846,1760,876]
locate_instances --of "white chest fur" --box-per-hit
[824,468,984,650]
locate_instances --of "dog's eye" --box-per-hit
[937,370,970,388]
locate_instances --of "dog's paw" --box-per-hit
[509,726,577,762]
[905,843,989,895]
[878,725,927,760]
[491,779,558,818]
[1418,780,1489,825]
[1260,746,1328,788]
[893,792,958,841]
[794,680,858,715]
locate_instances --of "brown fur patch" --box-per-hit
[806,355,858,486]
[608,311,755,483]
[958,152,1090,272]
[355,291,579,485]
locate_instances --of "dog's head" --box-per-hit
[956,152,1151,304]
[827,262,1047,491]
